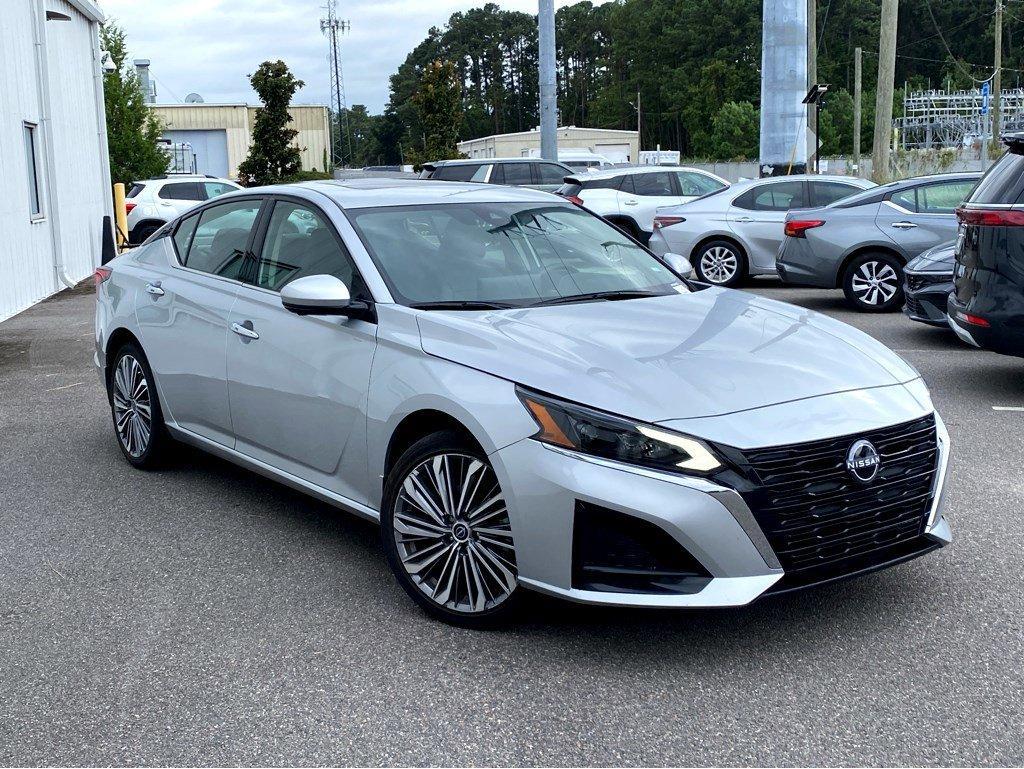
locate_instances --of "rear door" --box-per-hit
[876,179,976,258]
[135,197,264,445]
[728,180,807,270]
[157,181,205,218]
[619,171,682,233]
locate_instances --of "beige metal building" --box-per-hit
[458,126,639,163]
[149,104,331,179]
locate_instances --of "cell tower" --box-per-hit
[320,1,352,168]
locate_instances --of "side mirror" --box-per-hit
[663,252,694,279]
[281,274,368,317]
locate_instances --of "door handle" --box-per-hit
[623,199,639,206]
[145,282,164,296]
[734,216,754,223]
[231,322,259,340]
[891,221,918,229]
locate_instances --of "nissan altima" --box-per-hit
[94,179,952,626]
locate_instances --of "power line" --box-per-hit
[922,0,993,83]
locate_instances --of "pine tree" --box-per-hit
[100,23,168,187]
[238,61,305,186]
[409,60,465,166]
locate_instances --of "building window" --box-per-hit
[24,122,43,219]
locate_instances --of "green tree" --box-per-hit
[409,60,465,164]
[100,22,168,187]
[708,101,759,160]
[238,60,304,186]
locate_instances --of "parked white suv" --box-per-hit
[556,166,728,241]
[126,175,241,244]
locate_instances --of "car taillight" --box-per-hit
[566,195,584,206]
[93,266,112,290]
[124,202,136,214]
[955,310,990,327]
[653,216,686,230]
[784,219,825,238]
[956,207,1024,226]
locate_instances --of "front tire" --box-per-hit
[107,343,173,469]
[381,431,520,627]
[842,253,904,312]
[694,240,746,287]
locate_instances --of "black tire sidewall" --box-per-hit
[843,254,905,312]
[108,342,168,469]
[380,430,520,628]
[694,240,746,287]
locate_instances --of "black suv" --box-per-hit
[948,136,1024,357]
[419,158,573,192]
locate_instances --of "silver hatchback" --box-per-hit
[94,179,951,625]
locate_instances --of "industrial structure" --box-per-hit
[759,0,808,174]
[458,126,639,163]
[1,0,113,322]
[320,0,353,168]
[897,88,1024,149]
[149,103,331,179]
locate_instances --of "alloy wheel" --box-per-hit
[392,453,517,614]
[700,245,739,284]
[850,260,899,306]
[112,354,152,458]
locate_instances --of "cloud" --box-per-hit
[99,0,596,112]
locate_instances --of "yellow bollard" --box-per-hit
[113,182,128,251]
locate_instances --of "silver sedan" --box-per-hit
[94,179,952,625]
[649,175,875,286]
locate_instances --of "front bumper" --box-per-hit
[492,413,951,608]
[903,273,953,327]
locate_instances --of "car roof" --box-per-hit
[428,157,552,166]
[136,175,236,184]
[570,165,724,182]
[724,174,876,191]
[248,178,561,209]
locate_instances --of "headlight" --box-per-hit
[517,387,722,475]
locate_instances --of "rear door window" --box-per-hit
[500,163,533,186]
[182,199,262,279]
[127,183,145,198]
[172,213,200,261]
[918,181,976,213]
[890,189,919,212]
[735,181,806,211]
[809,181,862,207]
[158,182,203,201]
[203,181,238,199]
[675,171,725,196]
[631,172,675,197]
[535,162,567,185]
[433,164,483,182]
[968,152,1024,204]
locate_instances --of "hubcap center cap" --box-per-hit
[451,522,471,543]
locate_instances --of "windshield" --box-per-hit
[347,202,686,308]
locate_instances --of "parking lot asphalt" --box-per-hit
[0,280,1022,767]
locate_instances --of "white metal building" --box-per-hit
[0,0,113,322]
[458,126,640,164]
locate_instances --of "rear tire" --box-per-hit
[842,253,904,312]
[381,430,521,628]
[693,239,746,287]
[107,342,173,469]
[131,222,163,246]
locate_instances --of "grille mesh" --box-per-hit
[735,415,938,575]
[906,273,951,292]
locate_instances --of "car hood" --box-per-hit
[907,241,956,272]
[415,288,919,423]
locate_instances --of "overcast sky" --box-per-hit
[99,0,595,113]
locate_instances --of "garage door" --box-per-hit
[161,129,230,178]
[596,143,632,163]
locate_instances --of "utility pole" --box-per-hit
[807,0,817,171]
[872,0,899,183]
[854,46,862,175]
[636,89,642,151]
[993,0,1003,150]
[538,0,557,161]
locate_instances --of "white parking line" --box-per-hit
[992,406,1024,412]
[44,381,84,393]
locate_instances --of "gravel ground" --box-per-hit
[0,280,1021,766]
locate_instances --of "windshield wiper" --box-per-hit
[530,290,666,307]
[408,300,519,311]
